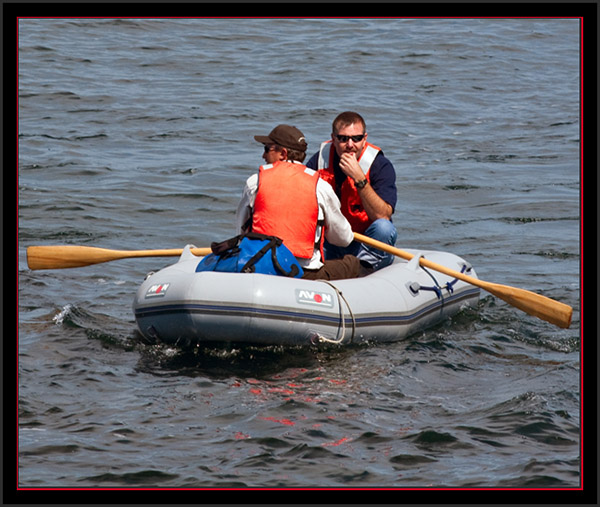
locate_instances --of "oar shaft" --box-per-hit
[354,233,477,283]
[354,233,573,329]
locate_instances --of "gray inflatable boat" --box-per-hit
[133,245,480,347]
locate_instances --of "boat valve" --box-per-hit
[407,281,421,296]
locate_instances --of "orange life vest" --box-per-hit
[316,140,381,234]
[252,161,322,259]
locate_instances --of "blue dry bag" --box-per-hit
[195,232,303,278]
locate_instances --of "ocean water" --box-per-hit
[17,17,583,491]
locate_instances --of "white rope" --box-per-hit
[313,280,356,345]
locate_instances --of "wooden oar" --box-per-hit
[26,245,212,270]
[354,232,573,329]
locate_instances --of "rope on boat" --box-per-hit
[313,280,356,345]
[419,266,446,306]
[412,263,471,306]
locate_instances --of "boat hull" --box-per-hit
[132,245,480,347]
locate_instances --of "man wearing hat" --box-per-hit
[236,124,361,280]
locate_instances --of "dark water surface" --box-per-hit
[17,18,582,490]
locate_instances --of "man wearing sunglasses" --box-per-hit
[305,111,398,272]
[236,124,361,280]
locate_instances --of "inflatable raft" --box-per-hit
[132,245,480,347]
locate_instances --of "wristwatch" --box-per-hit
[355,178,368,189]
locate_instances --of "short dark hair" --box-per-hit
[273,144,306,163]
[332,111,366,134]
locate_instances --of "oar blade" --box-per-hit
[484,282,573,329]
[26,246,123,270]
[26,245,213,270]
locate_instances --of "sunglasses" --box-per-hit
[264,145,276,153]
[335,134,366,143]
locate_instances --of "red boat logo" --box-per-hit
[295,289,334,308]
